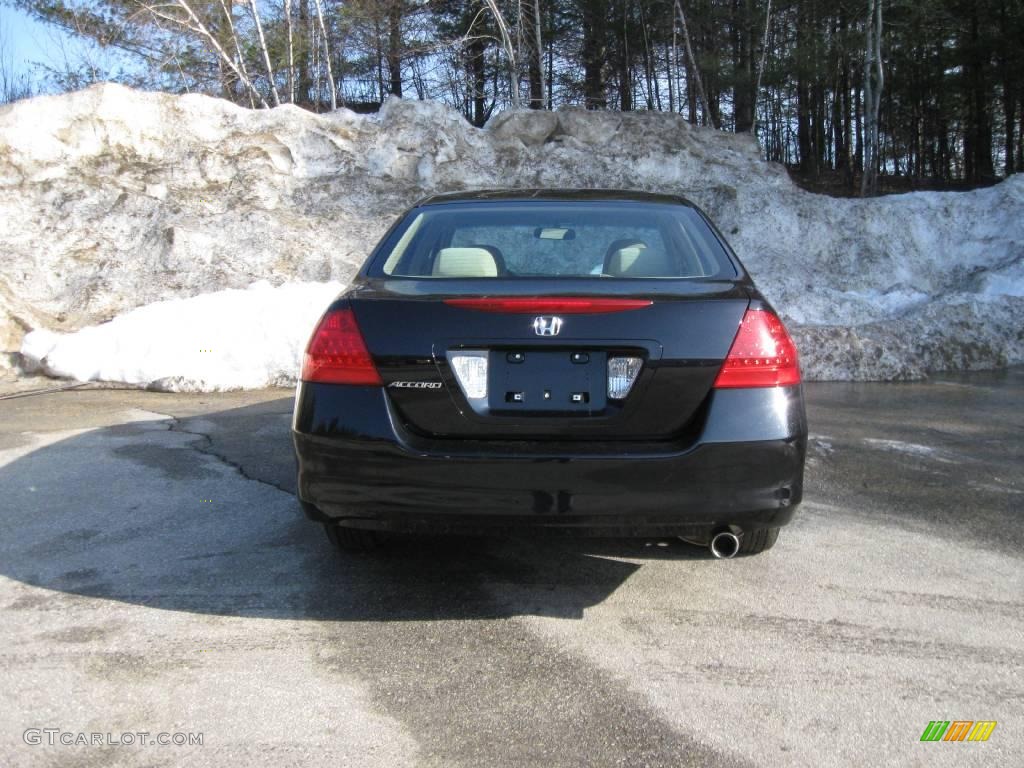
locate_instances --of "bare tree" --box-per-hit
[751,0,772,134]
[284,0,296,103]
[140,0,270,108]
[483,0,520,107]
[248,0,281,105]
[312,0,337,109]
[532,0,544,107]
[670,18,678,112]
[674,0,716,128]
[861,0,883,195]
[216,0,256,108]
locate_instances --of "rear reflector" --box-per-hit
[607,356,643,399]
[443,297,652,314]
[713,309,800,388]
[301,308,382,385]
[449,351,489,399]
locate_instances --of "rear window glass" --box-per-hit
[373,202,736,279]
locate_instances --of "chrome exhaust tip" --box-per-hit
[709,531,740,559]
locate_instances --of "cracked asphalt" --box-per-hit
[1,370,1022,767]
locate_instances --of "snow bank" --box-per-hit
[20,281,342,391]
[2,82,1023,388]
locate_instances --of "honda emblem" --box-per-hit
[533,316,563,336]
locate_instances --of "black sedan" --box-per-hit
[292,189,806,558]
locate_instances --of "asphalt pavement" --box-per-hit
[1,370,1022,767]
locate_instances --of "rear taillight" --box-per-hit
[713,309,800,388]
[301,308,382,385]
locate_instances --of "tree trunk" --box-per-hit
[861,0,883,196]
[284,0,295,103]
[248,0,281,106]
[375,20,385,102]
[311,0,336,109]
[618,1,632,111]
[528,50,543,109]
[1019,90,1024,171]
[483,0,520,107]
[640,7,656,110]
[468,38,487,126]
[854,80,863,174]
[387,4,403,97]
[547,0,555,109]
[962,6,993,181]
[732,0,755,132]
[830,14,848,173]
[751,0,772,134]
[675,0,716,127]
[298,0,312,105]
[216,0,252,106]
[582,0,607,108]
[685,53,698,123]
[667,35,675,113]
[797,75,814,174]
[999,0,1015,176]
[795,0,814,174]
[1003,89,1015,177]
[169,0,270,108]
[528,0,545,108]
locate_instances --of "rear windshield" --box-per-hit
[372,201,737,279]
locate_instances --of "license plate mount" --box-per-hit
[487,349,608,413]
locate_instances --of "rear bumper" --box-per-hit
[293,383,807,535]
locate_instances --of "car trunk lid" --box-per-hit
[350,279,749,441]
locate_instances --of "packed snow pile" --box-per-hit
[3,82,1023,389]
[20,281,342,391]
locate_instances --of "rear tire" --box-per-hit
[738,527,779,555]
[298,498,321,520]
[323,523,380,553]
